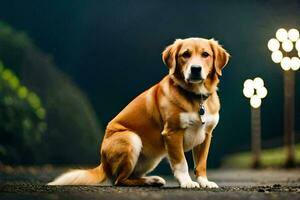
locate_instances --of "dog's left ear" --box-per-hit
[209,39,230,76]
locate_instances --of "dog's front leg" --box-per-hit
[163,130,199,188]
[192,131,219,188]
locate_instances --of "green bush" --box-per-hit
[0,22,103,165]
[0,62,47,164]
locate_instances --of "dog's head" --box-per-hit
[162,38,230,93]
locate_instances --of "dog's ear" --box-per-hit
[209,39,230,76]
[162,39,181,75]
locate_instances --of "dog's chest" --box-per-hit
[179,112,219,151]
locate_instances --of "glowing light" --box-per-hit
[282,39,293,52]
[269,28,300,71]
[271,50,283,63]
[256,87,268,99]
[288,29,299,42]
[250,95,262,108]
[280,57,291,71]
[243,87,254,98]
[243,77,267,107]
[253,77,264,89]
[276,28,288,42]
[243,79,254,89]
[290,57,300,71]
[268,38,280,51]
[296,39,300,51]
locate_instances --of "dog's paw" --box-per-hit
[197,176,219,188]
[145,176,166,186]
[180,180,200,188]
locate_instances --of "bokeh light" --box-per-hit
[282,40,293,52]
[296,39,300,51]
[269,28,300,71]
[243,77,267,108]
[256,87,268,99]
[250,95,262,108]
[288,29,299,42]
[253,77,264,89]
[268,38,280,51]
[243,79,254,89]
[280,57,291,71]
[271,50,283,63]
[290,57,300,71]
[243,87,254,98]
[276,28,288,42]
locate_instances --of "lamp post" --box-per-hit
[243,77,268,168]
[268,28,300,167]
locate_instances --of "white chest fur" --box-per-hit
[179,112,219,151]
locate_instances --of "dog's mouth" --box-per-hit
[186,76,204,84]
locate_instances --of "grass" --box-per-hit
[222,144,300,168]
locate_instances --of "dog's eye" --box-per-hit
[202,52,210,58]
[182,51,191,58]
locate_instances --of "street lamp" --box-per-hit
[243,77,268,168]
[268,28,300,167]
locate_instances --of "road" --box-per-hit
[0,166,299,200]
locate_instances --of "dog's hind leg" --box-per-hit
[101,131,165,187]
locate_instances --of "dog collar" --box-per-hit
[177,85,211,102]
[176,85,210,121]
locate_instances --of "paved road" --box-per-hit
[0,167,299,200]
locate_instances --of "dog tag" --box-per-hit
[199,105,205,124]
[199,105,205,116]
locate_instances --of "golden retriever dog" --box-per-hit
[48,37,230,188]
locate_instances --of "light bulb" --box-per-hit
[282,39,293,52]
[296,39,300,51]
[250,95,262,108]
[290,57,300,71]
[243,87,254,98]
[276,28,288,42]
[281,57,291,71]
[256,87,268,99]
[288,29,299,42]
[243,79,254,89]
[268,38,280,51]
[271,50,283,63]
[253,77,264,89]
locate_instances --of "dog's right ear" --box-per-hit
[162,39,181,75]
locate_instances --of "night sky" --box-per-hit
[0,0,299,167]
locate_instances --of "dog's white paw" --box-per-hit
[180,180,200,188]
[145,176,166,186]
[197,176,219,188]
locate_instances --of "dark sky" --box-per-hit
[0,0,300,166]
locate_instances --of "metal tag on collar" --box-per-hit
[199,105,205,116]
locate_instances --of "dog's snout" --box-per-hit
[190,65,202,75]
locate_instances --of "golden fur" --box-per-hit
[48,37,230,188]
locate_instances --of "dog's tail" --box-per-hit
[47,164,106,185]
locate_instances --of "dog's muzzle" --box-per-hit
[188,65,203,82]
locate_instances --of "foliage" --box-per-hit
[0,62,47,164]
[222,144,300,168]
[0,22,103,164]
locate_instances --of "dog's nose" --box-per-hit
[190,65,202,75]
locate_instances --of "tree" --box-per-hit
[0,22,103,164]
[0,62,47,164]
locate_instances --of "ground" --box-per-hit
[0,166,299,200]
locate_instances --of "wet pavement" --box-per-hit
[0,167,299,200]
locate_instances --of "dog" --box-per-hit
[48,37,230,188]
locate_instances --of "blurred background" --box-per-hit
[0,0,299,173]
